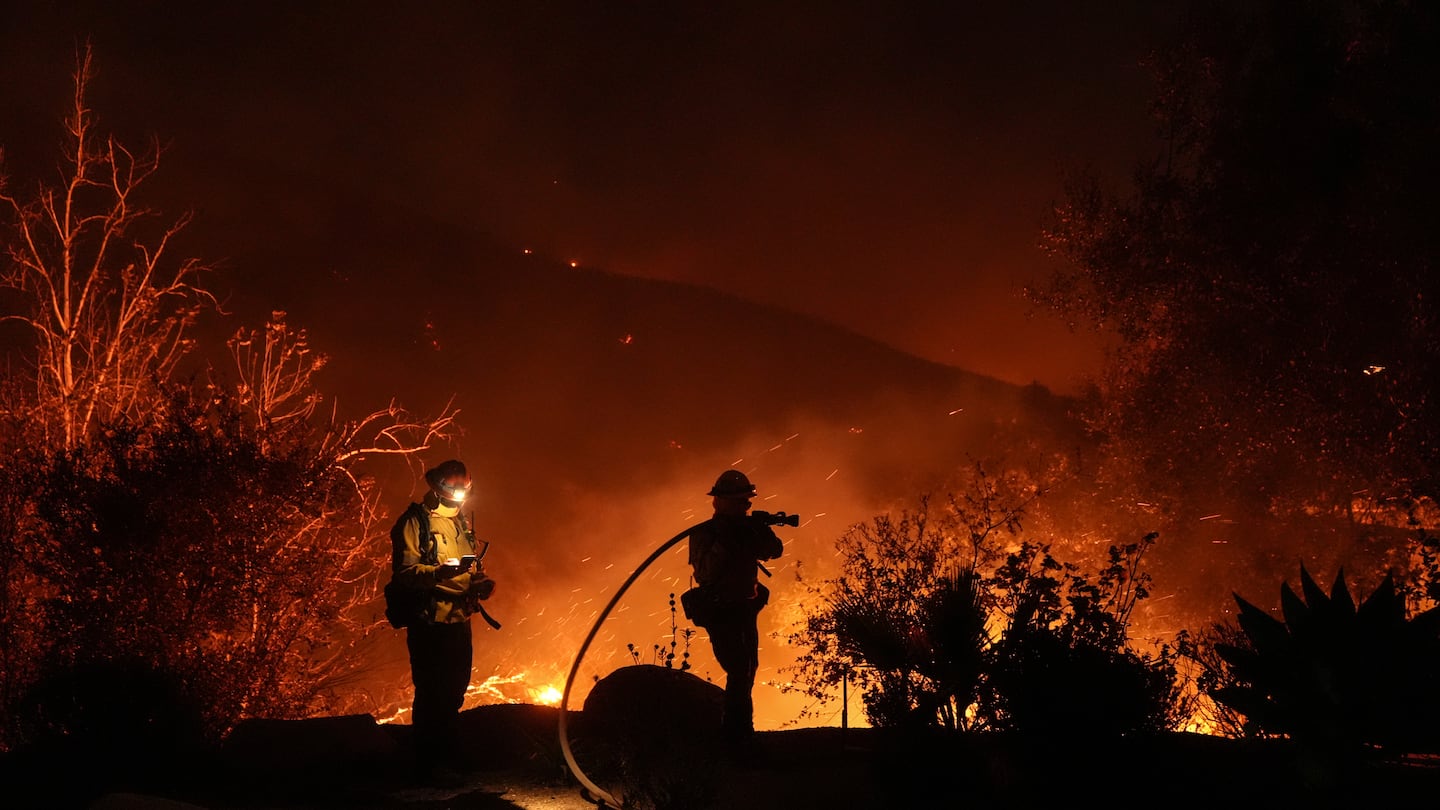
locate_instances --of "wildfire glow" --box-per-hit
[373,415,1248,736]
[533,685,564,706]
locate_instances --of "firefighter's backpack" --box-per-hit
[383,503,436,629]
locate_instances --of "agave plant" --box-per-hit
[1212,565,1440,756]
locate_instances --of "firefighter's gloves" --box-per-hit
[470,576,497,601]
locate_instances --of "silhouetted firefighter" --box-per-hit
[685,469,789,763]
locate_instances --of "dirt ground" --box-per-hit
[76,717,890,810]
[17,704,1440,810]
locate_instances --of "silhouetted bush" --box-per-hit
[9,392,366,743]
[10,659,208,804]
[788,469,1183,737]
[1201,564,1440,759]
[0,51,456,755]
[985,628,1177,737]
[978,536,1182,736]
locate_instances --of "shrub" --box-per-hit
[787,470,1183,737]
[1206,564,1440,757]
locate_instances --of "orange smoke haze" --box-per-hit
[0,2,1229,731]
[0,2,1180,396]
[360,407,1043,729]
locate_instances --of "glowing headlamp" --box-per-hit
[437,479,471,502]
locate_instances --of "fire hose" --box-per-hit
[556,521,704,808]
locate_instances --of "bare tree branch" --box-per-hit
[0,43,215,449]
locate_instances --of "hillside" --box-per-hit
[185,160,1080,500]
[170,165,1089,724]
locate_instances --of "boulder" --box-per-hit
[581,664,724,740]
[574,664,728,807]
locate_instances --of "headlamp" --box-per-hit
[437,478,471,503]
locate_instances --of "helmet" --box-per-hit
[708,469,756,498]
[425,459,472,504]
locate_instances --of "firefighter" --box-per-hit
[687,469,784,759]
[390,459,497,786]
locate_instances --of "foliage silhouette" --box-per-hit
[787,468,1181,736]
[11,659,207,805]
[1032,0,1440,617]
[17,390,367,738]
[1206,564,1440,757]
[981,535,1182,737]
[0,50,457,751]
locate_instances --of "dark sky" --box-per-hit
[2,1,1183,394]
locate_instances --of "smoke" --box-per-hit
[0,2,1214,730]
[351,377,1077,728]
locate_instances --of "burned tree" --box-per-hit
[0,47,458,753]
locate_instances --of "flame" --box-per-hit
[533,685,564,706]
[377,670,568,724]
[362,415,1310,737]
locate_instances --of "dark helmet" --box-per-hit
[708,469,757,498]
[425,459,472,504]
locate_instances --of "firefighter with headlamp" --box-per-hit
[434,474,470,505]
[390,459,497,786]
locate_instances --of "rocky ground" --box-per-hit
[8,693,1440,809]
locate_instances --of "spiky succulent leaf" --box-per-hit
[1210,566,1440,756]
[1211,684,1290,732]
[1212,642,1266,685]
[1279,581,1311,636]
[1233,595,1290,656]
[1326,567,1356,617]
[1355,575,1403,627]
[1411,605,1440,639]
[1299,564,1330,612]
